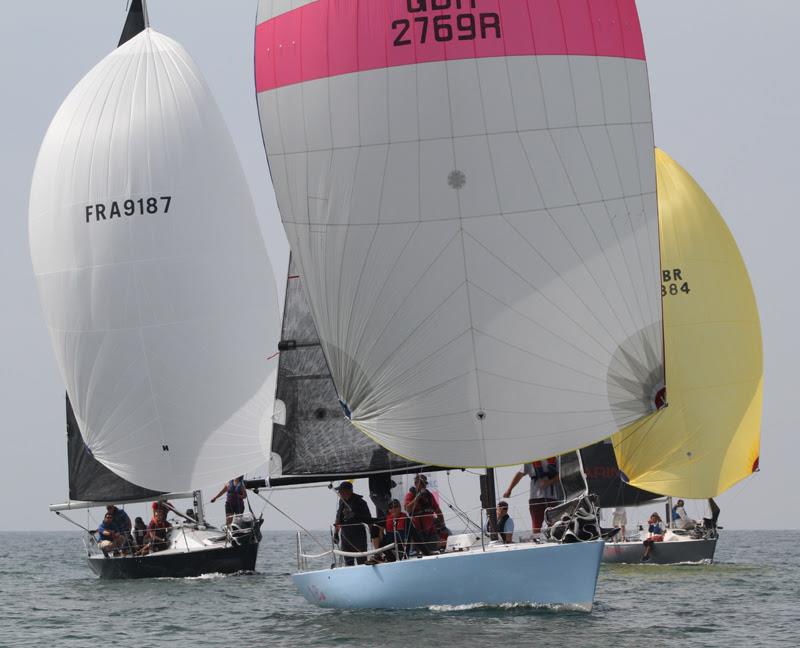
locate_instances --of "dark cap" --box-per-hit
[414,474,428,485]
[497,501,509,508]
[335,481,353,492]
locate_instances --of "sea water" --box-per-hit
[0,530,797,647]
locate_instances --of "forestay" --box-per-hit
[612,150,763,497]
[255,0,663,467]
[30,29,280,492]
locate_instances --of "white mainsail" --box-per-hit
[30,29,280,492]
[255,0,664,467]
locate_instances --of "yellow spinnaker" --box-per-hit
[611,149,763,498]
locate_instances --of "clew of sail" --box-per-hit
[611,149,763,497]
[30,29,280,492]
[255,0,664,468]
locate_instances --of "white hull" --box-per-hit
[293,540,604,610]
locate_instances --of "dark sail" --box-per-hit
[559,451,588,502]
[118,0,148,47]
[580,441,660,508]
[67,395,163,502]
[269,256,425,486]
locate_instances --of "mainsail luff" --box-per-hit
[256,0,665,468]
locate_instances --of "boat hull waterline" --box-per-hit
[602,538,717,565]
[293,540,604,610]
[87,542,259,579]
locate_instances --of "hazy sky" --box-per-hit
[1,1,797,532]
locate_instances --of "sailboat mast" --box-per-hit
[118,0,149,47]
[480,468,498,540]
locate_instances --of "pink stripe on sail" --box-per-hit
[255,0,646,93]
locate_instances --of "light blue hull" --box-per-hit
[293,540,604,610]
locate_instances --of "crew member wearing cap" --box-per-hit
[333,481,375,566]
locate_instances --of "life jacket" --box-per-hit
[386,511,409,533]
[148,518,171,547]
[496,513,510,534]
[408,488,439,533]
[226,480,245,503]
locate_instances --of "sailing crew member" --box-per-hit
[611,506,628,541]
[641,512,665,561]
[382,498,410,560]
[333,481,375,566]
[503,458,562,536]
[106,504,132,551]
[132,517,147,551]
[368,473,396,528]
[672,500,696,530]
[404,474,446,555]
[138,506,172,555]
[96,511,125,556]
[211,476,248,528]
[484,501,514,543]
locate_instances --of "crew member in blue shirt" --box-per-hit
[96,511,125,555]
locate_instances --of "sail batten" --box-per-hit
[256,0,664,467]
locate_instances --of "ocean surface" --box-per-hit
[1,530,798,647]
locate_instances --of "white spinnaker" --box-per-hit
[256,0,663,467]
[30,30,280,492]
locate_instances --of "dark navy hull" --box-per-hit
[603,537,717,564]
[87,541,259,579]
